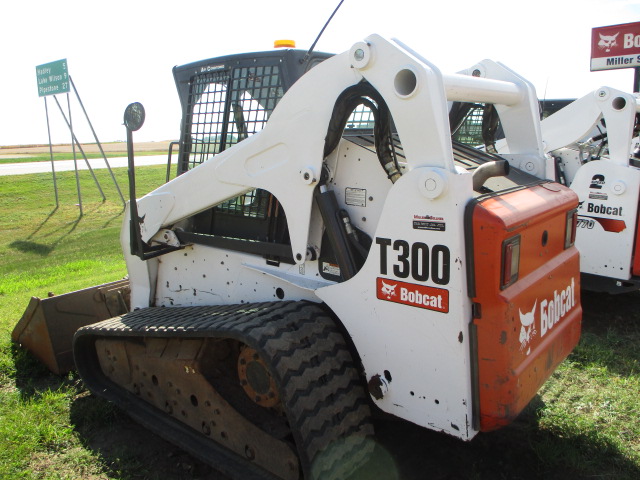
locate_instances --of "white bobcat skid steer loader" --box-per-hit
[471,76,640,293]
[18,35,582,479]
[539,88,640,293]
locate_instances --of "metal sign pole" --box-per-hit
[36,59,114,209]
[70,76,125,206]
[67,92,83,216]
[634,67,639,93]
[52,95,106,202]
[43,97,59,208]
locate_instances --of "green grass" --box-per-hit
[0,166,166,479]
[0,166,639,478]
[0,151,168,164]
[534,314,640,476]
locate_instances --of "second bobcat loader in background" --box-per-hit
[538,88,640,293]
[452,67,640,294]
[14,35,582,479]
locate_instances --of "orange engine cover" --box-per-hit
[468,183,582,432]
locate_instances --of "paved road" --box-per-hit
[0,154,169,176]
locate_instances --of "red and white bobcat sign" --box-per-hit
[591,21,640,71]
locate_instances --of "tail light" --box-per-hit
[565,208,578,249]
[501,235,520,289]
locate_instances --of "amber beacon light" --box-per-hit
[274,39,296,48]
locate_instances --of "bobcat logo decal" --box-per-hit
[519,300,537,356]
[380,280,397,299]
[598,33,619,52]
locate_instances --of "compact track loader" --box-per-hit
[538,89,640,293]
[451,65,640,294]
[13,35,582,479]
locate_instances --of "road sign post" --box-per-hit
[35,59,124,213]
[43,97,59,208]
[36,59,71,209]
[36,59,84,214]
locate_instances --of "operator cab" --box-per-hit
[173,49,334,175]
[169,49,333,265]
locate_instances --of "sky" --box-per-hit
[1,0,639,146]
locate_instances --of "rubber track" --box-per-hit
[74,301,374,480]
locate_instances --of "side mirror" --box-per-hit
[125,102,145,258]
[123,103,182,260]
[124,102,145,132]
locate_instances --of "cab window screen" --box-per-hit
[180,65,284,173]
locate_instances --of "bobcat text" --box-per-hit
[540,277,576,337]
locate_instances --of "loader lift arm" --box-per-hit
[540,87,640,167]
[128,36,548,306]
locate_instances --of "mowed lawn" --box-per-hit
[0,166,167,479]
[0,165,638,479]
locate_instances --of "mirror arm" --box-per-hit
[124,103,183,260]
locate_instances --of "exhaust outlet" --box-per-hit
[472,160,510,191]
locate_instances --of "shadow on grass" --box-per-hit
[30,211,82,244]
[10,343,76,401]
[69,395,220,480]
[37,202,124,239]
[11,337,640,480]
[71,399,637,480]
[9,240,54,256]
[25,206,59,240]
[8,207,82,257]
[7,207,64,256]
[8,289,639,479]
[10,344,219,479]
[101,205,127,230]
[8,202,124,257]
[362,400,640,480]
[581,290,640,329]
[576,291,640,377]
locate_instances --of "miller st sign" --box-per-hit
[36,59,70,97]
[591,22,640,72]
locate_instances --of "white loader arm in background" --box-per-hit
[541,87,640,167]
[457,59,548,177]
[530,87,640,288]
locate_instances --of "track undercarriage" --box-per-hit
[73,301,374,480]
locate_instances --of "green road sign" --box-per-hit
[36,59,69,97]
